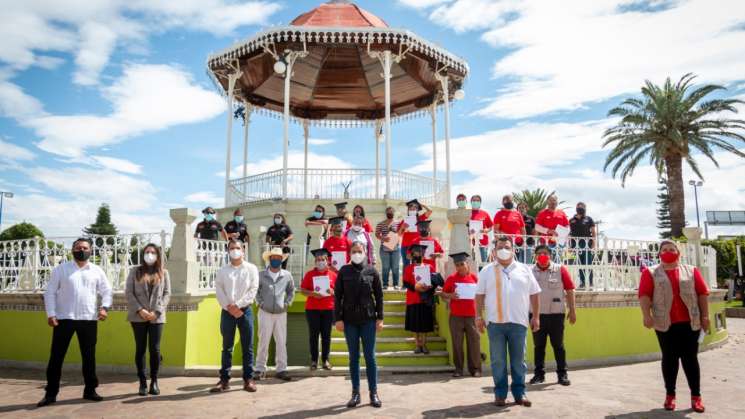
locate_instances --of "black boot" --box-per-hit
[346,391,361,408]
[36,395,56,407]
[149,378,160,395]
[370,391,382,408]
[138,377,148,396]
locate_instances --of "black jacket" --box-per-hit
[334,262,384,325]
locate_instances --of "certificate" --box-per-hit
[405,215,418,232]
[382,231,399,251]
[421,240,435,258]
[469,220,483,235]
[455,283,477,300]
[414,265,431,286]
[556,225,570,245]
[313,276,330,296]
[331,251,346,269]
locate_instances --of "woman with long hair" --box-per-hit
[125,244,171,396]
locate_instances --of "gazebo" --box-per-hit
[207,0,469,208]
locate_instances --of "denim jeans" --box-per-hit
[515,247,534,264]
[219,307,254,381]
[344,320,378,392]
[478,246,489,265]
[379,248,400,287]
[577,249,594,288]
[487,322,528,400]
[401,245,410,268]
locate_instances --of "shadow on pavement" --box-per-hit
[421,401,511,418]
[257,404,349,418]
[0,392,139,415]
[605,408,697,418]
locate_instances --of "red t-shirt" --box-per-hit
[414,236,443,273]
[470,209,493,247]
[638,267,709,324]
[323,235,351,270]
[362,218,372,233]
[401,214,427,247]
[493,209,525,242]
[535,208,569,243]
[443,272,478,317]
[403,264,424,305]
[301,268,337,311]
[535,265,575,290]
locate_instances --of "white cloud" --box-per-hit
[307,138,336,146]
[412,0,745,119]
[91,156,142,175]
[224,151,354,178]
[0,138,35,163]
[398,0,451,9]
[74,22,119,86]
[185,191,224,208]
[0,78,44,120]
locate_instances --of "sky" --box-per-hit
[1,0,744,240]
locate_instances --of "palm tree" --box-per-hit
[512,188,564,217]
[603,73,745,237]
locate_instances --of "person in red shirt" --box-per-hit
[323,217,351,271]
[352,204,373,233]
[403,244,443,355]
[535,194,569,247]
[467,194,493,266]
[638,240,710,413]
[440,252,481,378]
[300,249,337,371]
[414,219,443,273]
[398,199,432,268]
[493,194,527,256]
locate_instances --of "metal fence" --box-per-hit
[0,232,170,293]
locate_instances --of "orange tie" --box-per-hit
[495,265,503,323]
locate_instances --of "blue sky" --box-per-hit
[1,0,744,239]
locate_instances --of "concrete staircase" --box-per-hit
[329,290,451,370]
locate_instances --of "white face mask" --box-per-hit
[496,248,513,261]
[408,210,417,216]
[352,225,362,232]
[317,260,328,270]
[350,252,365,264]
[229,249,243,260]
[143,253,157,265]
[274,217,282,225]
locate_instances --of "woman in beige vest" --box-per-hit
[638,240,709,413]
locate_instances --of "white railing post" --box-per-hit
[224,62,242,208]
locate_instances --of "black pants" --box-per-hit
[131,322,164,380]
[306,310,333,363]
[655,322,701,397]
[531,313,567,376]
[45,320,98,397]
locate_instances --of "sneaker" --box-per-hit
[322,360,333,370]
[691,396,704,413]
[664,394,676,411]
[414,346,422,354]
[557,374,571,386]
[210,380,230,393]
[275,371,292,382]
[36,396,56,407]
[452,370,463,378]
[471,370,482,378]
[310,362,318,371]
[529,375,545,385]
[82,391,103,402]
[253,372,266,381]
[421,345,430,354]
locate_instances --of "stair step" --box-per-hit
[330,336,446,351]
[383,301,406,312]
[257,365,455,377]
[328,350,450,367]
[331,323,438,338]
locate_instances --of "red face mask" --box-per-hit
[536,254,551,267]
[660,251,679,264]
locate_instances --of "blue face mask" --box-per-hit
[235,216,244,223]
[269,259,282,269]
[205,213,215,221]
[471,201,481,209]
[313,211,323,219]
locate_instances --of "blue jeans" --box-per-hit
[219,308,254,381]
[401,245,410,268]
[515,246,534,264]
[380,248,400,287]
[479,246,489,264]
[577,249,594,287]
[344,320,378,392]
[487,322,528,400]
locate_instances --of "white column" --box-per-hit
[303,120,309,199]
[437,73,452,206]
[242,102,252,199]
[374,120,382,199]
[282,53,298,201]
[383,51,393,200]
[224,69,242,208]
[430,104,438,199]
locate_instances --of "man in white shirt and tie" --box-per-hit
[210,239,260,393]
[476,236,541,408]
[38,237,112,407]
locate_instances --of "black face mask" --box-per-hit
[418,228,429,236]
[73,250,91,262]
[503,202,514,210]
[412,255,423,263]
[576,207,586,216]
[386,212,394,219]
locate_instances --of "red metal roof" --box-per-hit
[291,0,389,28]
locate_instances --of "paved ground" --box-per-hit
[1,319,743,419]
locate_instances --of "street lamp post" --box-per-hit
[0,191,14,233]
[689,180,703,228]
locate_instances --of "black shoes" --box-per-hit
[83,391,103,402]
[558,374,571,386]
[149,379,160,395]
[275,371,292,381]
[370,391,382,408]
[310,362,318,371]
[529,374,545,385]
[36,396,56,407]
[138,378,148,396]
[347,392,361,408]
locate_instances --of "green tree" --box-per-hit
[84,204,118,236]
[512,188,564,217]
[603,73,745,237]
[656,175,672,239]
[0,222,44,241]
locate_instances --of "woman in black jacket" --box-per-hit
[334,241,384,408]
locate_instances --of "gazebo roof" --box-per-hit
[207,1,469,126]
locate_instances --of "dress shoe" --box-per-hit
[310,362,318,371]
[691,396,705,413]
[494,398,507,407]
[253,371,266,381]
[663,394,675,411]
[558,374,571,386]
[83,391,103,402]
[346,392,361,408]
[322,360,333,370]
[148,379,160,395]
[36,396,56,407]
[529,374,545,385]
[275,371,292,381]
[243,379,257,392]
[370,391,382,408]
[209,380,230,393]
[515,397,532,407]
[452,371,463,378]
[138,378,148,396]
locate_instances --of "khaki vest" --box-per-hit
[650,264,701,332]
[532,263,566,315]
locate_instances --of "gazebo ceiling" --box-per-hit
[207,0,469,123]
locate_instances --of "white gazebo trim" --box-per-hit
[223,61,242,207]
[435,71,452,202]
[242,102,253,198]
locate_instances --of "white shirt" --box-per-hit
[476,260,541,328]
[44,261,113,320]
[215,261,259,310]
[346,228,368,246]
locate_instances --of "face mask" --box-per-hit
[408,210,417,216]
[418,228,429,236]
[229,249,243,260]
[386,212,394,219]
[313,211,322,219]
[352,225,362,232]
[205,214,215,221]
[660,251,679,264]
[269,259,282,269]
[471,201,481,209]
[456,200,467,209]
[496,248,512,261]
[274,217,282,225]
[234,216,244,223]
[350,253,365,264]
[504,202,514,210]
[317,261,328,270]
[412,254,423,263]
[72,250,91,262]
[536,254,550,266]
[144,252,158,265]
[576,207,586,216]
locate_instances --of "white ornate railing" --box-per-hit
[0,232,170,293]
[228,168,448,208]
